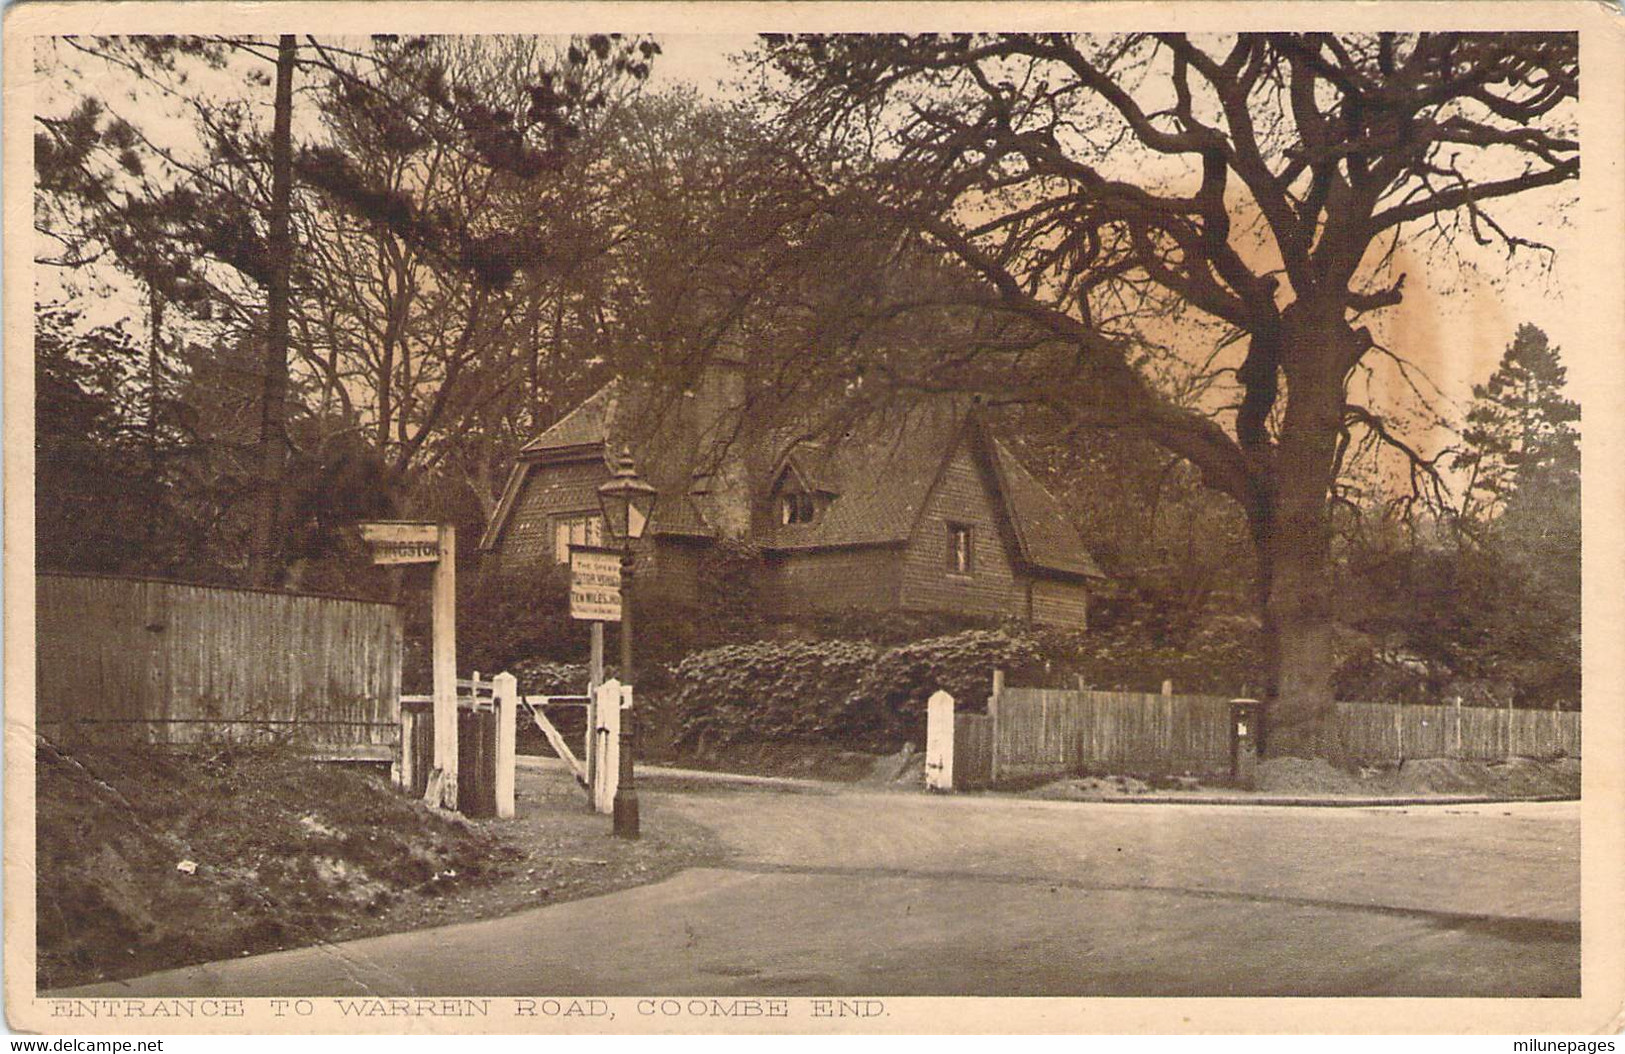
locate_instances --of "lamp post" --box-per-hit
[597,447,656,840]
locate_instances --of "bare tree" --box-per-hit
[757,32,1578,756]
[37,33,659,575]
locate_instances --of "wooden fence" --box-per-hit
[36,572,403,760]
[991,684,1580,781]
[996,688,1235,780]
[952,713,994,788]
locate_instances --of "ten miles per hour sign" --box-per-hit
[569,546,622,621]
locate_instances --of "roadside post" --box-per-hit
[360,521,458,811]
[570,544,623,812]
[587,620,605,788]
[1229,698,1264,789]
[493,672,518,818]
[925,690,956,792]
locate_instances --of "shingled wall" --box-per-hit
[763,546,902,613]
[899,443,1022,620]
[490,460,607,576]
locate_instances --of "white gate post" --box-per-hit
[593,679,622,814]
[586,621,604,791]
[427,524,459,810]
[493,672,518,819]
[926,690,956,792]
[929,691,949,789]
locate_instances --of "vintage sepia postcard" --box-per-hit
[5,1,1624,1036]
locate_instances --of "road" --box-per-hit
[55,771,1579,997]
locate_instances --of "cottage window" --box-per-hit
[553,513,604,563]
[779,491,817,525]
[947,523,973,575]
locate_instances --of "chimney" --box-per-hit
[686,353,752,540]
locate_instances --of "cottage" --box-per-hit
[478,366,1105,627]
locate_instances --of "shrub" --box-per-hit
[670,639,880,747]
[779,608,998,647]
[670,629,1048,751]
[843,630,1046,744]
[509,659,594,697]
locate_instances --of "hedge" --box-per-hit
[671,629,1045,750]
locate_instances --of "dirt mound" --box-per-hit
[36,738,520,990]
[1382,756,1579,797]
[1255,757,1368,794]
[1256,755,1580,798]
[1031,774,1153,799]
[1384,757,1485,793]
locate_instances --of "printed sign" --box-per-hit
[570,546,622,621]
[359,521,441,565]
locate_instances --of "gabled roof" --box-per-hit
[764,407,1105,580]
[519,380,621,454]
[764,404,961,551]
[480,379,712,550]
[487,380,1105,580]
[986,437,1106,579]
[772,444,837,495]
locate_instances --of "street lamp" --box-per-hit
[597,447,656,840]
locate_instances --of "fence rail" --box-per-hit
[992,685,1580,781]
[36,572,403,759]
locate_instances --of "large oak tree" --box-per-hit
[756,32,1578,756]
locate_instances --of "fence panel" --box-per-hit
[952,713,993,788]
[36,572,403,758]
[987,687,1581,783]
[1332,701,1579,762]
[996,688,1234,780]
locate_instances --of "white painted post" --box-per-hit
[428,524,459,810]
[926,691,955,792]
[394,706,411,790]
[593,679,622,814]
[586,621,604,792]
[493,672,518,819]
[989,668,1004,785]
[1161,679,1174,696]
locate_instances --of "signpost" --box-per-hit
[357,522,440,565]
[569,546,622,622]
[360,521,458,811]
[570,545,621,813]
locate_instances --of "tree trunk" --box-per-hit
[1258,325,1350,759]
[249,35,297,587]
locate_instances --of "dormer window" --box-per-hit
[780,491,817,525]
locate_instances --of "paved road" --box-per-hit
[57,774,1579,997]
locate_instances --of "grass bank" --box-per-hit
[36,739,721,990]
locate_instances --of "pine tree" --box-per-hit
[1453,323,1581,706]
[1456,323,1581,524]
